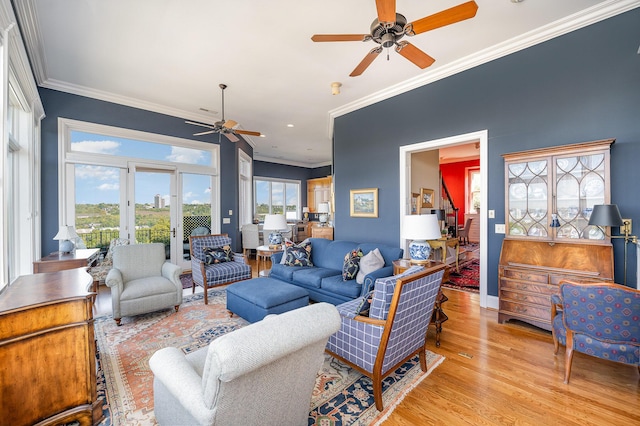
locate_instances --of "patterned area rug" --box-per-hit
[443,257,479,293]
[179,272,193,289]
[94,289,444,425]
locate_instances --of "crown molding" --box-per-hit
[328,0,640,135]
[253,154,331,169]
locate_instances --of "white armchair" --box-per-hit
[105,243,183,325]
[149,302,341,426]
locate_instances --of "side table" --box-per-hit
[256,245,284,276]
[393,259,448,347]
[33,248,100,274]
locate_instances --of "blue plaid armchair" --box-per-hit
[325,263,445,411]
[190,234,251,304]
[551,280,640,384]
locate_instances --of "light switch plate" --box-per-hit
[222,218,231,224]
[229,210,233,215]
[488,210,495,218]
[495,223,506,234]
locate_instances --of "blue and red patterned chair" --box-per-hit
[190,234,251,304]
[551,280,640,384]
[325,263,445,410]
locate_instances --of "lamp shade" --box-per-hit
[263,214,288,231]
[588,204,624,227]
[53,225,79,241]
[403,214,442,241]
[302,207,310,213]
[317,203,330,214]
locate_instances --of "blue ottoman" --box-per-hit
[226,278,309,323]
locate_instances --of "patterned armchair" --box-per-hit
[551,280,640,384]
[325,263,446,410]
[190,234,252,304]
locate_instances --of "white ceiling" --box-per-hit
[14,0,637,167]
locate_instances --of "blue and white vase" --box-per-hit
[409,240,431,262]
[268,232,283,245]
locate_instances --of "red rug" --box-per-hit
[443,258,479,293]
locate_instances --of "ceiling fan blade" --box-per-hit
[395,41,435,69]
[185,120,216,129]
[193,130,216,136]
[376,0,396,27]
[235,129,262,137]
[223,119,238,129]
[350,46,383,77]
[405,0,478,36]
[224,133,240,143]
[311,34,369,42]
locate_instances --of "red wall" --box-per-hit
[440,159,480,226]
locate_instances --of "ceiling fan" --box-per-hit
[311,0,478,77]
[186,84,262,142]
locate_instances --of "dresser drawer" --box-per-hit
[500,289,551,307]
[549,274,613,285]
[501,268,548,284]
[500,278,557,295]
[499,300,551,323]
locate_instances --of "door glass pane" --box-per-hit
[507,160,548,237]
[74,164,122,253]
[255,180,270,222]
[182,173,212,261]
[135,171,171,258]
[271,182,284,215]
[285,183,298,220]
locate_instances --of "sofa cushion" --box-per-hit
[292,267,341,288]
[342,248,363,281]
[320,275,363,299]
[358,243,403,267]
[311,239,359,270]
[356,248,385,284]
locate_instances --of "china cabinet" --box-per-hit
[499,139,615,330]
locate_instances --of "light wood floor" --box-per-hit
[93,255,639,425]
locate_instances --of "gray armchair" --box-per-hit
[149,302,341,426]
[105,243,183,325]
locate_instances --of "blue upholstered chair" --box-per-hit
[190,234,251,304]
[325,263,445,410]
[551,280,640,384]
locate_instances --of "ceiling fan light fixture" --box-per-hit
[331,82,342,95]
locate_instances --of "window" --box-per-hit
[467,168,481,213]
[238,150,253,226]
[254,178,300,222]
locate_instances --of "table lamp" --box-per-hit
[403,214,442,263]
[302,207,310,222]
[54,225,79,253]
[318,202,330,226]
[588,204,638,285]
[263,214,288,245]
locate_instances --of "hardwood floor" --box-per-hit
[93,255,639,425]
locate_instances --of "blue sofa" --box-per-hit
[269,238,403,305]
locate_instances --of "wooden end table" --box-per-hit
[256,245,284,277]
[393,259,448,347]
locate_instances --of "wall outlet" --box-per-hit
[222,218,231,224]
[495,223,506,234]
[488,210,495,219]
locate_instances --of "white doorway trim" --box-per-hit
[399,130,493,309]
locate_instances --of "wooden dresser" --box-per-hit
[498,240,614,331]
[0,268,100,426]
[311,226,334,240]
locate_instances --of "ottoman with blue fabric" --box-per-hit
[226,277,310,323]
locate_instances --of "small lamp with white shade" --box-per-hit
[403,214,442,263]
[302,206,310,222]
[54,225,80,253]
[318,202,330,226]
[263,214,289,245]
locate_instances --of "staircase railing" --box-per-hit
[440,176,459,237]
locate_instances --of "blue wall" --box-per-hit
[39,88,254,254]
[333,9,640,293]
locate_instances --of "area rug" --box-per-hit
[94,289,445,426]
[179,272,193,289]
[443,257,479,293]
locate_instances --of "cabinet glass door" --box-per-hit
[507,160,549,237]
[554,153,606,240]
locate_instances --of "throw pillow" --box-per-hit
[203,245,234,264]
[342,248,364,281]
[356,248,385,284]
[284,241,313,267]
[355,290,374,317]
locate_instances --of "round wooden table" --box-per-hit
[256,245,284,276]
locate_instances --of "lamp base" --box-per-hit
[59,240,75,253]
[409,240,432,262]
[268,232,283,245]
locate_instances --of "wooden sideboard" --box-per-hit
[498,239,614,331]
[33,248,100,274]
[0,268,100,426]
[311,226,334,240]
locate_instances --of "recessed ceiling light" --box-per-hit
[260,134,266,138]
[287,124,294,128]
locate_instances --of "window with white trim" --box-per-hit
[254,177,301,222]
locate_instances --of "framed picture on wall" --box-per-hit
[350,188,378,218]
[411,192,419,214]
[420,188,434,209]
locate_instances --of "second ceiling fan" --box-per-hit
[186,84,262,142]
[312,0,478,77]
